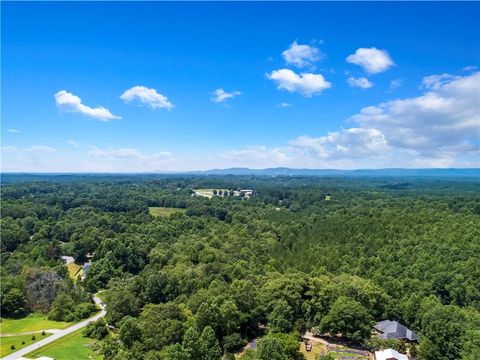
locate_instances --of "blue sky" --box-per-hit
[2,1,479,172]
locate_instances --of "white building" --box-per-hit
[375,348,408,360]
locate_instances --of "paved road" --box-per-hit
[2,294,106,360]
[60,256,74,265]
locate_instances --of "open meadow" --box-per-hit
[26,330,101,360]
[1,313,72,334]
[148,206,186,217]
[0,332,52,358]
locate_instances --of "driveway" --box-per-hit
[2,294,105,360]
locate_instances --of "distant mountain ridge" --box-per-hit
[2,168,479,178]
[187,167,480,177]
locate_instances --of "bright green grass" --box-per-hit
[149,206,186,217]
[0,332,51,357]
[27,330,101,360]
[0,313,72,334]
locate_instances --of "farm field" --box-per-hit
[26,329,101,360]
[0,332,52,357]
[0,313,72,334]
[148,206,186,217]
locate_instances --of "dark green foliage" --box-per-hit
[1,288,26,316]
[319,296,374,342]
[119,316,142,348]
[256,337,288,360]
[183,327,201,360]
[461,330,480,360]
[364,336,406,353]
[266,333,303,360]
[48,292,96,322]
[163,343,188,360]
[223,332,245,352]
[139,303,185,351]
[268,299,294,333]
[105,288,140,326]
[199,326,222,360]
[1,175,479,359]
[418,299,467,360]
[84,318,109,340]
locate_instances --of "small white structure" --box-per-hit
[375,348,408,360]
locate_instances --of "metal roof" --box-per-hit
[374,320,419,341]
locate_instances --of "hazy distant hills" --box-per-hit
[188,167,480,177]
[2,168,479,179]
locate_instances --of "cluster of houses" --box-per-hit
[193,189,254,198]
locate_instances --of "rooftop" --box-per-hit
[374,320,419,341]
[375,348,408,360]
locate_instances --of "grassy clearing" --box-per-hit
[300,341,325,360]
[149,206,186,217]
[27,329,101,360]
[0,332,51,357]
[67,262,83,279]
[193,188,231,198]
[0,313,72,334]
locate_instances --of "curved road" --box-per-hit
[2,294,106,360]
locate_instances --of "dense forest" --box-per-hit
[1,174,479,360]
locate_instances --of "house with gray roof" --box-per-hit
[374,320,419,342]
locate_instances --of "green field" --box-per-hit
[149,206,186,217]
[27,330,101,360]
[0,332,51,357]
[0,313,72,334]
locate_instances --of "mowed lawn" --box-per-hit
[149,206,186,217]
[0,332,51,357]
[300,341,325,360]
[27,330,101,360]
[0,313,72,334]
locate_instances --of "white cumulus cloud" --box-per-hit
[267,68,331,96]
[351,71,480,158]
[346,47,394,74]
[211,88,241,103]
[389,79,403,91]
[221,71,479,169]
[68,140,81,148]
[422,73,460,90]
[55,90,120,121]
[2,145,56,154]
[88,146,173,161]
[282,40,322,68]
[120,86,174,110]
[8,129,20,133]
[347,77,374,89]
[24,145,56,153]
[289,128,388,160]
